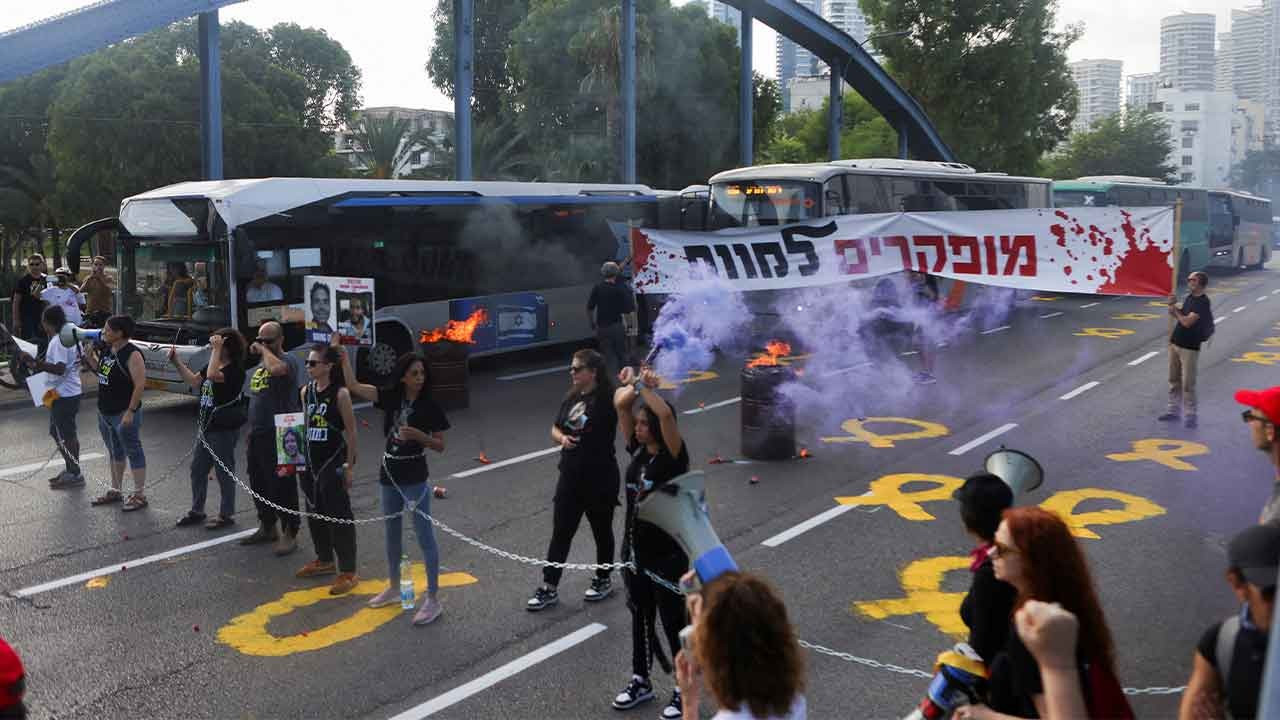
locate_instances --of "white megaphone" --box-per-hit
[983,446,1044,495]
[636,470,739,584]
[59,323,103,348]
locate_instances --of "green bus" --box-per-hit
[1052,176,1213,275]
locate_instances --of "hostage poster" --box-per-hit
[304,276,375,346]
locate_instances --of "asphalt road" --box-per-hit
[3,265,1280,719]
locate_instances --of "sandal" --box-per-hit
[205,515,235,530]
[121,494,149,512]
[91,490,123,506]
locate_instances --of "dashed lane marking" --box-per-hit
[761,504,858,547]
[1128,351,1160,366]
[1059,381,1100,401]
[683,397,741,415]
[1039,312,1063,319]
[1217,316,1230,325]
[980,325,1011,335]
[1258,296,1270,302]
[450,447,559,479]
[948,423,1018,456]
[1234,306,1247,313]
[12,529,256,597]
[0,453,105,479]
[497,365,570,381]
[387,623,609,719]
[1080,302,1100,308]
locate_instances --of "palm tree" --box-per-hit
[348,112,433,179]
[0,154,62,267]
[405,115,540,181]
[569,6,655,166]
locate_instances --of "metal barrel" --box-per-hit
[422,340,470,411]
[740,364,796,460]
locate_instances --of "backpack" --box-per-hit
[1213,614,1241,693]
[1082,659,1136,720]
[1200,304,1215,343]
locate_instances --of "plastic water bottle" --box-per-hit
[399,554,414,609]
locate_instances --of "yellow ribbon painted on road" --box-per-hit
[1105,438,1209,471]
[854,556,971,638]
[1074,327,1135,339]
[835,473,964,521]
[820,417,950,448]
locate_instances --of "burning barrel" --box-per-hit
[419,309,487,412]
[741,341,797,461]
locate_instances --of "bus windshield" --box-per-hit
[1053,190,1111,208]
[710,180,821,228]
[119,240,231,330]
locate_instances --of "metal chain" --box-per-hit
[797,639,934,680]
[1122,686,1186,696]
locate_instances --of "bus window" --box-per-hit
[709,181,821,228]
[846,174,892,213]
[824,178,850,216]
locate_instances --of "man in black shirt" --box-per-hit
[1180,524,1277,720]
[587,261,635,376]
[1159,271,1212,429]
[10,254,47,342]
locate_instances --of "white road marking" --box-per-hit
[1234,306,1247,313]
[683,397,741,415]
[1080,302,1100,308]
[761,504,856,547]
[0,453,105,479]
[935,342,949,348]
[900,351,919,357]
[498,365,570,381]
[388,623,609,719]
[451,446,560,479]
[980,325,1011,335]
[12,529,256,597]
[1039,312,1063,319]
[948,423,1018,456]
[1059,381,1100,401]
[1258,296,1269,302]
[820,362,872,377]
[1128,351,1160,366]
[1216,316,1229,325]
[1273,289,1280,295]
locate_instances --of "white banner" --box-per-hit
[631,207,1176,297]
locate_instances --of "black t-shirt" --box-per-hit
[988,624,1087,718]
[199,364,246,428]
[1171,293,1212,350]
[554,387,620,502]
[376,386,450,486]
[303,382,346,466]
[587,281,635,328]
[13,273,46,331]
[624,439,691,566]
[96,344,138,415]
[1197,614,1268,720]
[959,555,1017,663]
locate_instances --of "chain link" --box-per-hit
[1123,686,1186,696]
[797,639,934,679]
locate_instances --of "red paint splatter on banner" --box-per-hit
[1096,210,1172,295]
[1054,210,1070,220]
[1063,266,1072,275]
[632,229,654,274]
[1050,224,1067,247]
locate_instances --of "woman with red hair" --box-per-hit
[955,507,1131,720]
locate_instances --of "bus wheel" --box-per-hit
[361,324,409,386]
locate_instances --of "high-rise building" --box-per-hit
[816,0,869,75]
[775,0,821,111]
[1228,7,1267,101]
[1069,59,1123,134]
[1160,12,1216,91]
[1126,72,1161,112]
[1265,0,1280,142]
[1216,31,1234,92]
[691,0,742,44]
[1151,89,1235,187]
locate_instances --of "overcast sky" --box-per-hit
[3,0,1254,111]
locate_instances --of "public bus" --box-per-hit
[65,178,681,393]
[1208,189,1273,269]
[704,159,1052,229]
[1052,177,1215,274]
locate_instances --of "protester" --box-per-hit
[295,344,360,595]
[612,366,689,717]
[17,305,84,488]
[1159,270,1213,429]
[527,349,620,611]
[239,321,304,554]
[82,315,148,511]
[675,571,807,720]
[335,336,450,625]
[171,328,247,530]
[588,261,635,376]
[954,473,1017,663]
[79,256,113,327]
[955,507,1131,720]
[908,270,939,384]
[1014,602,1089,720]
[244,261,283,304]
[1179,523,1277,720]
[39,267,83,327]
[11,254,47,342]
[1237,386,1280,527]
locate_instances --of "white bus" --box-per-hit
[70,178,680,393]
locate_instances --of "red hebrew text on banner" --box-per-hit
[631,207,1174,297]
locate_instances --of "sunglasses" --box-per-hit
[991,541,1020,558]
[305,359,327,367]
[1243,410,1273,425]
[570,365,588,373]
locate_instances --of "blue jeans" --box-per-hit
[380,483,440,595]
[98,409,146,468]
[190,428,238,518]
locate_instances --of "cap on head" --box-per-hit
[601,261,620,278]
[54,266,72,276]
[1237,387,1280,426]
[1229,524,1280,590]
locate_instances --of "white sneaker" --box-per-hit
[413,597,443,625]
[367,586,400,608]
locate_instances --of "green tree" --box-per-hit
[0,154,62,267]
[759,92,896,163]
[426,0,531,124]
[570,4,656,159]
[859,0,1079,175]
[1040,111,1176,182]
[347,112,434,179]
[1231,149,1280,204]
[753,74,782,157]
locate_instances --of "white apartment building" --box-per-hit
[1266,0,1280,142]
[785,75,857,113]
[1228,7,1267,101]
[1069,59,1123,134]
[334,106,452,178]
[691,0,742,44]
[1160,12,1216,91]
[1216,31,1234,92]
[1152,89,1234,187]
[816,0,869,75]
[775,0,821,111]
[1126,72,1160,112]
[1233,99,1267,170]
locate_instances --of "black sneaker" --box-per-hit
[584,576,613,602]
[525,585,558,612]
[612,675,654,710]
[660,690,682,719]
[50,473,85,489]
[1185,416,1198,428]
[175,511,207,527]
[1157,412,1180,422]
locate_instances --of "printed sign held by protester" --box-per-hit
[275,412,306,472]
[303,276,375,347]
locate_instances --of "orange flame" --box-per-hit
[799,447,810,459]
[420,308,489,344]
[746,340,792,368]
